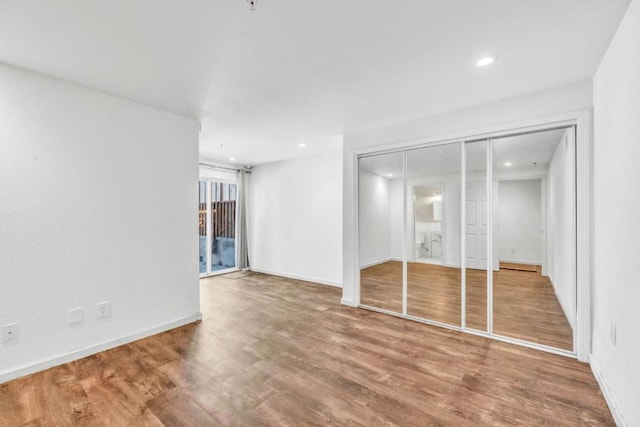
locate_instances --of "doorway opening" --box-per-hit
[199,178,238,276]
[414,184,444,265]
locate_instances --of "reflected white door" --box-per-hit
[466,181,488,269]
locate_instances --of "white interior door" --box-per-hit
[466,181,488,270]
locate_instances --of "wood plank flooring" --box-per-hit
[360,261,573,350]
[0,272,609,425]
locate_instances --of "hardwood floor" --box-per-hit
[361,261,573,350]
[0,272,610,425]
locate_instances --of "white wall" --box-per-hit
[592,1,640,425]
[547,130,576,328]
[0,64,200,382]
[498,179,542,264]
[358,170,391,267]
[342,80,592,306]
[249,149,343,287]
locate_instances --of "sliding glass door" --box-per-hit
[357,126,577,355]
[199,178,238,276]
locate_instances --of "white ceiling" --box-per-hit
[493,128,566,172]
[0,1,629,165]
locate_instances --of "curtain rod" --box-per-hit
[198,162,247,173]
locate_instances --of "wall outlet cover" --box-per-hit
[97,301,111,319]
[1,323,19,342]
[68,307,84,326]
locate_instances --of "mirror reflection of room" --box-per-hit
[491,128,576,351]
[414,185,443,265]
[358,151,404,314]
[406,143,461,326]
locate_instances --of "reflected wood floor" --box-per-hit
[361,261,573,350]
[0,273,609,425]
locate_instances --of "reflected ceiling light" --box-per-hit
[434,194,442,201]
[386,173,393,177]
[298,143,306,148]
[229,157,236,161]
[504,162,512,167]
[477,56,495,67]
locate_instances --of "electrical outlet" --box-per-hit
[68,308,84,326]
[1,323,19,342]
[97,301,111,319]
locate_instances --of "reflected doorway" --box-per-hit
[413,185,444,266]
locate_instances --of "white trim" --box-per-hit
[0,313,202,385]
[402,151,408,316]
[590,355,627,427]
[249,268,342,288]
[341,297,358,307]
[461,142,467,329]
[360,258,394,269]
[487,138,494,334]
[359,304,575,358]
[352,115,579,158]
[574,118,590,362]
[353,153,361,307]
[499,259,542,266]
[200,267,239,278]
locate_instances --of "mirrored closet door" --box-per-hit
[406,143,461,326]
[491,128,576,350]
[464,140,488,332]
[357,125,577,355]
[358,152,404,314]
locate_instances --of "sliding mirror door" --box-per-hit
[406,143,461,326]
[464,140,488,331]
[359,152,404,313]
[491,128,576,351]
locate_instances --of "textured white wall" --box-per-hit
[593,1,640,425]
[0,64,200,381]
[249,150,343,286]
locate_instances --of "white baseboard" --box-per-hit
[500,258,542,265]
[249,268,342,288]
[0,312,202,385]
[590,354,627,426]
[442,262,461,269]
[360,257,393,269]
[340,297,358,307]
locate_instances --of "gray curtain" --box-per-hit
[236,169,250,269]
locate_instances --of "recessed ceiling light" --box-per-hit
[298,143,306,148]
[229,157,236,161]
[477,56,495,67]
[387,173,393,177]
[504,162,512,167]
